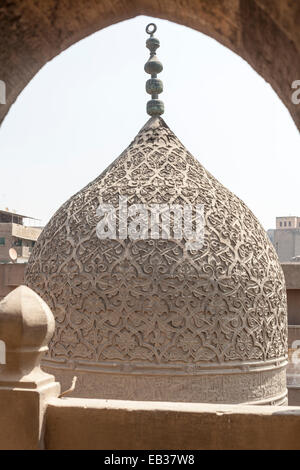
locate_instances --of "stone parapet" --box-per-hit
[45,398,300,450]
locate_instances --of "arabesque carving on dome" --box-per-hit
[25,117,288,403]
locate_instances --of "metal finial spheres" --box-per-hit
[144,24,164,117]
[146,23,157,36]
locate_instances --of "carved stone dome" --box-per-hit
[25,117,288,404]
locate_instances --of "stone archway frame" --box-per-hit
[0,0,299,130]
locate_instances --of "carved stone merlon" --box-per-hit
[0,286,60,449]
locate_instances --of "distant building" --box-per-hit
[276,216,300,229]
[270,217,300,262]
[267,229,275,245]
[0,210,42,263]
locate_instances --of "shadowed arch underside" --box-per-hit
[0,0,299,129]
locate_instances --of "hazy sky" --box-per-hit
[0,16,299,230]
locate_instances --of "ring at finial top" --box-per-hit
[146,23,157,35]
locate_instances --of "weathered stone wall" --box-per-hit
[274,230,300,263]
[45,398,300,450]
[286,291,300,325]
[0,1,299,130]
[0,263,25,300]
[282,263,300,325]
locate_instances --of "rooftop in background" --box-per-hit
[276,216,300,230]
[0,209,40,226]
[0,209,43,264]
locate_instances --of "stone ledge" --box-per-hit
[45,398,300,450]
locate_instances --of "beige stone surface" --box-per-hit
[45,398,300,450]
[286,290,300,325]
[0,1,299,131]
[288,386,300,407]
[274,230,300,263]
[0,263,25,300]
[0,286,60,449]
[288,325,300,347]
[282,263,300,290]
[0,384,59,450]
[282,264,300,326]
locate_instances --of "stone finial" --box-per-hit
[0,286,60,449]
[144,23,164,116]
[0,285,56,387]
